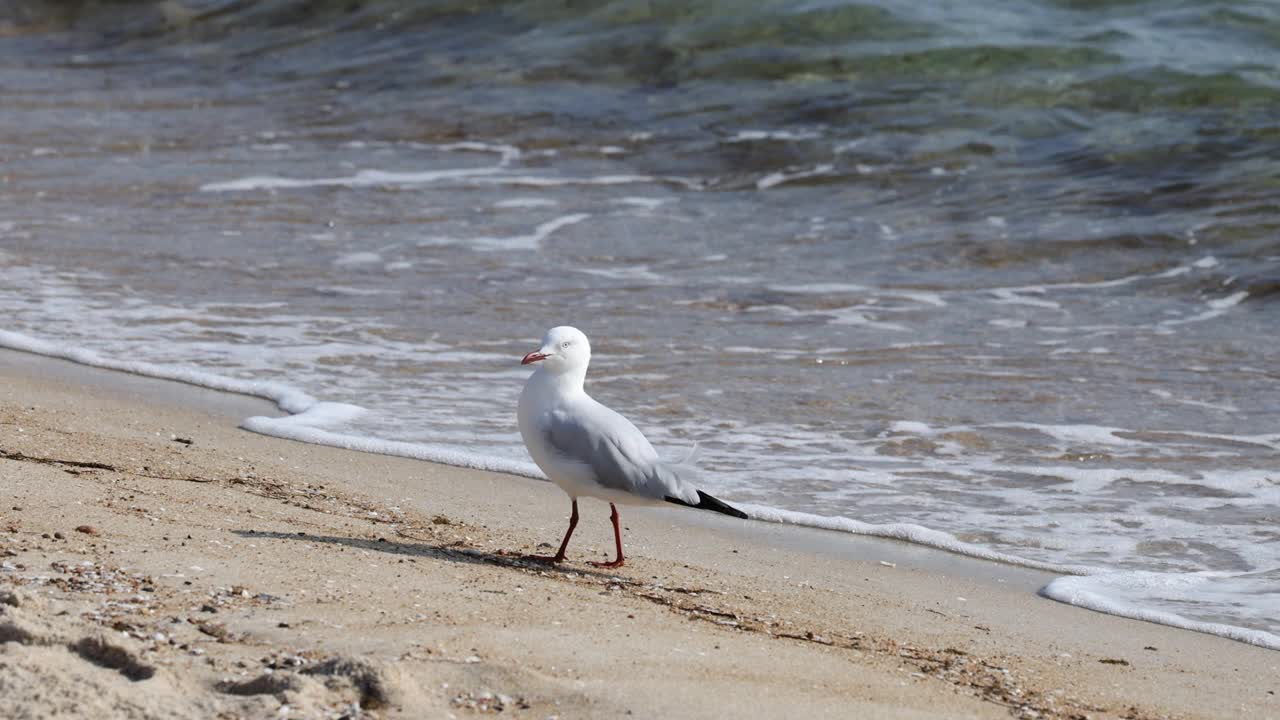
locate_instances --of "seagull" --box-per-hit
[517,326,747,568]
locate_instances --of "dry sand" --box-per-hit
[0,351,1275,719]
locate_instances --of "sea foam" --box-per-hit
[1042,573,1280,651]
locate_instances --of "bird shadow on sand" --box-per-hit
[232,529,624,580]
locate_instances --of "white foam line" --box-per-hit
[769,282,870,294]
[891,290,948,307]
[200,166,505,192]
[576,265,664,282]
[1159,308,1228,327]
[986,422,1142,447]
[202,140,527,192]
[0,329,317,415]
[519,214,590,249]
[770,255,1218,315]
[494,197,559,209]
[1157,290,1249,328]
[466,174,700,190]
[989,288,1061,309]
[333,251,383,267]
[981,255,1223,306]
[436,141,522,164]
[240,416,542,478]
[418,214,590,252]
[314,286,395,297]
[727,129,823,142]
[907,420,1280,452]
[1207,291,1249,309]
[827,309,910,332]
[611,197,668,210]
[1152,391,1239,413]
[756,164,835,190]
[767,283,948,307]
[738,504,1097,575]
[1041,576,1280,651]
[1153,429,1280,451]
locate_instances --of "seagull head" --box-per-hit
[522,325,591,374]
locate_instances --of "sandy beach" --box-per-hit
[0,350,1275,720]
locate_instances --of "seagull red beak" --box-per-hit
[522,351,548,365]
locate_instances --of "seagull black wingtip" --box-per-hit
[664,490,749,520]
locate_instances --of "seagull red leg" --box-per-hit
[524,499,578,564]
[590,503,626,568]
[554,499,580,562]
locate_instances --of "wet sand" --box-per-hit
[0,351,1275,719]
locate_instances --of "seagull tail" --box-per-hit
[664,490,749,520]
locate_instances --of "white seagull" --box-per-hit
[517,326,747,568]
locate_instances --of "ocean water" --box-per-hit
[1,0,1278,648]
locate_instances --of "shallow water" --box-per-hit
[1,0,1278,646]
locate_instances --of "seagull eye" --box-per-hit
[561,341,570,348]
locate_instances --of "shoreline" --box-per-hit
[0,340,1068,590]
[1,347,1277,718]
[0,344,1070,590]
[4,339,1278,651]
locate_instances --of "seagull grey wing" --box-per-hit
[543,411,674,500]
